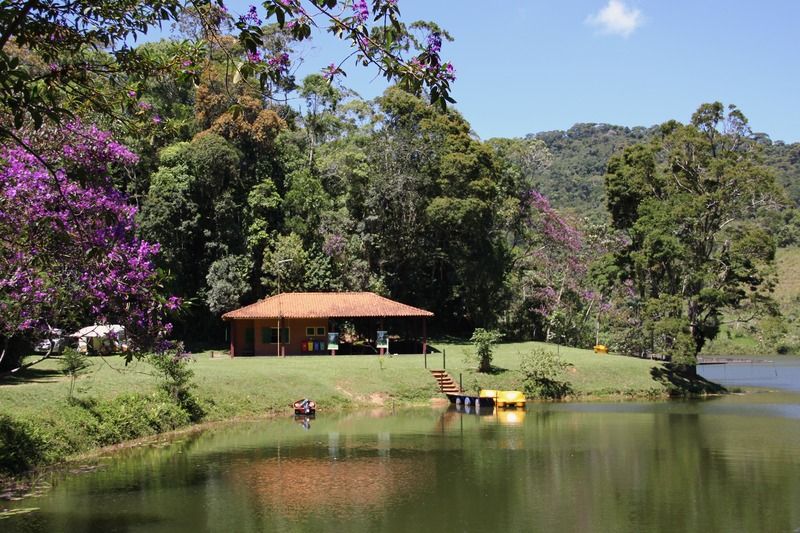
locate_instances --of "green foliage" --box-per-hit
[205,255,252,315]
[533,123,655,217]
[261,233,333,294]
[148,348,202,421]
[519,348,573,399]
[0,391,191,476]
[0,415,48,475]
[602,103,780,362]
[470,328,502,373]
[85,393,190,445]
[59,348,91,400]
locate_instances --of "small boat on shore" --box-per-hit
[293,398,316,415]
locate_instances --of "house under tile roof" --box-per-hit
[223,292,432,357]
[222,292,434,320]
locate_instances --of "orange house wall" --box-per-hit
[231,319,253,356]
[231,318,329,356]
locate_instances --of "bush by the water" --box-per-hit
[0,391,194,477]
[149,348,203,421]
[519,348,573,399]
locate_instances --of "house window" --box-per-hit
[306,327,315,336]
[316,327,326,336]
[262,327,290,344]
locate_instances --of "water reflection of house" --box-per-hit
[229,452,433,518]
[222,292,433,357]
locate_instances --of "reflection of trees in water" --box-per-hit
[229,455,433,519]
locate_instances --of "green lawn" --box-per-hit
[0,341,674,476]
[2,341,668,419]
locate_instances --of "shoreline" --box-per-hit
[3,342,750,486]
[1,387,717,493]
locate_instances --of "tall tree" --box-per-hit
[603,103,781,365]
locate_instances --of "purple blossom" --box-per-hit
[137,101,153,111]
[267,52,291,74]
[427,32,442,54]
[440,62,456,82]
[246,50,262,63]
[322,63,338,80]
[323,234,346,256]
[166,296,182,311]
[239,5,262,25]
[352,0,369,24]
[0,120,176,353]
[152,115,162,124]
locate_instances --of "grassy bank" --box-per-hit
[703,247,800,356]
[1,341,674,477]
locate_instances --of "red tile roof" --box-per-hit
[222,292,434,320]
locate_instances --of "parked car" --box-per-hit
[34,329,70,354]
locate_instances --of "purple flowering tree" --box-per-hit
[230,1,456,107]
[0,121,176,374]
[508,190,600,344]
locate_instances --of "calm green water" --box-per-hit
[5,395,800,532]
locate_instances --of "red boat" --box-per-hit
[293,398,316,415]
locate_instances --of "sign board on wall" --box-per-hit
[376,330,389,350]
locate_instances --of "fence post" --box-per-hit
[443,349,446,369]
[424,350,427,369]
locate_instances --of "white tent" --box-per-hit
[71,324,126,354]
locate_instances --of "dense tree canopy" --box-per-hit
[601,103,781,364]
[3,0,799,369]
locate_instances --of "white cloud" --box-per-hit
[586,0,644,38]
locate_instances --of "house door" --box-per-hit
[244,322,255,356]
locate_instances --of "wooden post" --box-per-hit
[422,318,427,357]
[277,317,281,358]
[229,322,235,358]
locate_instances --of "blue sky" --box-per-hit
[205,1,800,142]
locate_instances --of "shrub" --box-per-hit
[90,392,190,446]
[519,348,573,399]
[149,346,204,421]
[470,328,502,373]
[0,415,48,475]
[60,348,91,399]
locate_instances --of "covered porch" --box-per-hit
[222,292,433,357]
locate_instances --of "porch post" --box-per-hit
[230,321,236,358]
[422,318,427,356]
[277,317,281,357]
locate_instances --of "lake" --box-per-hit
[4,359,800,532]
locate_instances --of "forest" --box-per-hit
[1,0,798,374]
